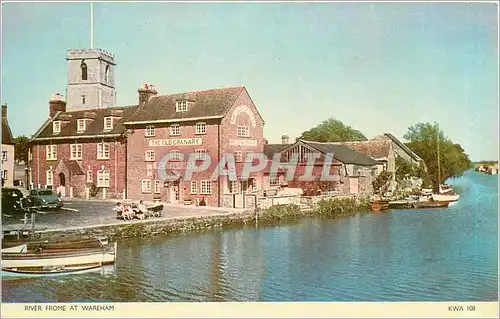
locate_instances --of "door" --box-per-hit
[58,173,66,197]
[349,177,359,194]
[170,181,180,204]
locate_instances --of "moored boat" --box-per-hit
[431,193,460,203]
[370,200,390,212]
[2,235,109,250]
[411,201,450,209]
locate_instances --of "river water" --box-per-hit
[2,171,498,302]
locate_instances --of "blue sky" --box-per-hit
[1,2,498,161]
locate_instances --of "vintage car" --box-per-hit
[27,188,63,210]
[1,187,27,214]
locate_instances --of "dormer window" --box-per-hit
[176,100,187,112]
[77,119,86,132]
[53,121,61,133]
[104,117,113,130]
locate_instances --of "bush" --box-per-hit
[314,197,368,218]
[261,204,302,221]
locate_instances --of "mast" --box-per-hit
[436,124,441,192]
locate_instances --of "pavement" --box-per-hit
[1,199,247,230]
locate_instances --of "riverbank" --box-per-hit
[31,196,370,240]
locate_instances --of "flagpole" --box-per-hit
[90,2,94,49]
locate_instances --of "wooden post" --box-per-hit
[70,186,74,198]
[30,212,36,240]
[85,187,90,199]
[102,188,107,199]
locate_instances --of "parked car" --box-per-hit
[27,188,63,210]
[1,187,26,214]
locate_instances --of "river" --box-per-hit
[2,170,498,302]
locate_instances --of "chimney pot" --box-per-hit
[138,84,158,106]
[281,135,290,145]
[49,94,67,118]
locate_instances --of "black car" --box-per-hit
[1,187,30,214]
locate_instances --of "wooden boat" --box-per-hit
[431,193,460,203]
[2,235,108,250]
[370,200,390,212]
[1,242,117,277]
[411,201,450,209]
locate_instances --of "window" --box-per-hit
[70,144,83,160]
[249,178,257,192]
[46,169,53,186]
[154,180,161,194]
[170,124,180,136]
[53,121,61,133]
[195,122,206,135]
[270,175,280,186]
[195,149,207,160]
[145,126,155,137]
[86,170,93,183]
[81,60,88,80]
[97,143,110,159]
[237,126,250,137]
[245,152,254,162]
[77,119,86,132]
[142,180,152,193]
[1,151,6,162]
[200,180,212,194]
[145,150,155,162]
[169,150,181,161]
[190,180,198,194]
[2,170,7,180]
[97,170,110,187]
[176,100,187,112]
[81,95,86,104]
[104,117,113,130]
[229,180,238,194]
[46,145,57,160]
[105,64,110,83]
[234,151,243,163]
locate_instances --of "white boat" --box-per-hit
[431,193,460,202]
[1,242,117,277]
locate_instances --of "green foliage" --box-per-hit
[404,122,472,190]
[261,204,302,221]
[13,135,30,162]
[298,118,367,142]
[314,197,368,218]
[395,156,416,181]
[372,170,392,195]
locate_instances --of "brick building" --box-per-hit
[30,48,135,198]
[123,85,265,207]
[2,104,15,187]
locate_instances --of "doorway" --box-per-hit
[169,180,180,204]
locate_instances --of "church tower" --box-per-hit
[65,48,116,111]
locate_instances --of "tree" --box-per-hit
[298,118,367,142]
[372,170,392,195]
[403,122,471,191]
[13,135,30,163]
[395,156,416,182]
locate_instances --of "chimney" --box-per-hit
[281,135,290,145]
[49,93,67,118]
[138,83,158,106]
[2,104,7,118]
[264,139,269,145]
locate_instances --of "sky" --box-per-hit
[1,1,498,161]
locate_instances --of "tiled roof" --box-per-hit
[32,105,138,140]
[264,144,289,158]
[383,133,422,162]
[2,117,14,145]
[301,140,379,166]
[342,138,391,160]
[126,86,245,123]
[63,159,84,175]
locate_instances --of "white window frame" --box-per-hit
[53,121,61,133]
[2,170,7,180]
[145,150,155,162]
[97,170,110,187]
[104,117,113,130]
[142,179,152,193]
[234,151,243,163]
[170,124,180,136]
[229,180,238,194]
[195,149,207,160]
[1,151,7,162]
[77,119,86,132]
[154,180,161,194]
[237,126,250,137]
[97,143,110,159]
[70,144,83,160]
[46,145,57,161]
[145,126,155,137]
[200,180,212,195]
[46,169,53,186]
[86,170,93,183]
[175,100,187,112]
[195,122,206,135]
[269,174,280,186]
[190,180,198,194]
[169,150,181,161]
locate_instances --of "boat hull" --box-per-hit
[370,201,390,212]
[432,194,460,202]
[412,201,450,209]
[2,236,107,250]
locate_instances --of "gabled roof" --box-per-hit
[342,138,391,160]
[124,86,246,124]
[301,140,379,166]
[263,144,289,159]
[31,105,138,141]
[2,116,14,145]
[383,133,423,162]
[62,159,84,175]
